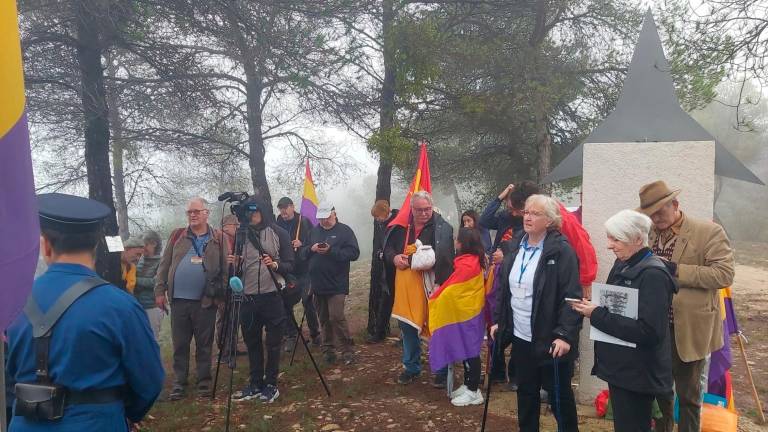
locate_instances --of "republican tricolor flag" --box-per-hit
[1,2,40,331]
[388,142,431,229]
[428,255,486,372]
[708,286,739,411]
[299,159,319,226]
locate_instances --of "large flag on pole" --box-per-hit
[388,141,431,228]
[299,159,319,226]
[1,2,40,331]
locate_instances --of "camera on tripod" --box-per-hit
[217,191,257,225]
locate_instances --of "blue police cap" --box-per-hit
[37,193,111,234]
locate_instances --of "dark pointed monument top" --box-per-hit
[544,9,763,185]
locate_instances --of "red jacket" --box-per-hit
[558,203,597,286]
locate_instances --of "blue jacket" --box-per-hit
[6,263,164,431]
[479,198,523,250]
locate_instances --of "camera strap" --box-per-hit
[23,277,110,382]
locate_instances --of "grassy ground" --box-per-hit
[141,244,768,431]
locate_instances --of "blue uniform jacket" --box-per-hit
[6,263,165,431]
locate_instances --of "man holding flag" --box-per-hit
[384,143,455,386]
[276,196,321,348]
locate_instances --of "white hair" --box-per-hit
[411,191,434,207]
[604,209,652,247]
[525,194,562,230]
[187,197,209,208]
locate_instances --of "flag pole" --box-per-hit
[295,213,302,243]
[737,332,766,424]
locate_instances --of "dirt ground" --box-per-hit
[143,242,768,431]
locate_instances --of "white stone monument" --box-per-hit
[544,10,762,404]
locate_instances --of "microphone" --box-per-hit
[229,276,244,293]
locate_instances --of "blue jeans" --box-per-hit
[399,321,422,375]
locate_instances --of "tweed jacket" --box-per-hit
[651,214,734,362]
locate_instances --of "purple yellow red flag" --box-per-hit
[427,255,486,372]
[708,286,739,411]
[299,159,319,226]
[388,141,431,229]
[1,2,40,331]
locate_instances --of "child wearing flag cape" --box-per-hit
[428,227,488,406]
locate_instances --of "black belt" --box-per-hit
[66,386,124,406]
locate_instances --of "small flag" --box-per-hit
[299,159,319,226]
[388,142,431,228]
[1,2,40,330]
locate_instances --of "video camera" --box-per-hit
[217,191,258,225]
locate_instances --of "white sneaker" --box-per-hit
[451,389,484,406]
[450,384,469,399]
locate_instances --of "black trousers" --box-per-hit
[490,333,516,382]
[609,384,654,432]
[240,292,285,387]
[512,336,579,432]
[284,275,320,339]
[462,356,482,391]
[369,264,394,339]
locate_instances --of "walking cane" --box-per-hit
[552,345,563,432]
[481,329,500,432]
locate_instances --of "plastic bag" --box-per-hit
[701,404,738,432]
[410,240,436,271]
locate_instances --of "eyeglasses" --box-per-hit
[413,207,432,214]
[186,209,208,216]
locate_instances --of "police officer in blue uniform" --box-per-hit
[5,193,164,431]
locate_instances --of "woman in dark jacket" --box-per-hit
[571,209,676,432]
[490,194,582,432]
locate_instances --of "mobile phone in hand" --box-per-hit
[319,242,329,248]
[564,297,581,303]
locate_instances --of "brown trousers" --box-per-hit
[655,330,707,432]
[315,294,354,354]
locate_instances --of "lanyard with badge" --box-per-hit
[190,233,209,266]
[513,238,539,299]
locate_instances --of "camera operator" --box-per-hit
[229,197,294,403]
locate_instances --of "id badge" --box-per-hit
[191,256,203,265]
[512,282,526,299]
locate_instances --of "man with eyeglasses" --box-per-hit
[384,191,455,386]
[155,197,228,401]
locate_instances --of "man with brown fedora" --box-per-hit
[637,180,735,432]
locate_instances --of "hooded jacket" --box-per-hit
[590,248,677,395]
[494,230,583,364]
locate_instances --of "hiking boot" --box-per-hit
[397,371,420,384]
[168,385,185,401]
[432,373,447,389]
[259,385,280,403]
[311,334,322,347]
[232,384,263,402]
[451,389,484,407]
[342,352,355,365]
[450,384,469,399]
[197,385,212,398]
[284,336,297,352]
[323,352,337,365]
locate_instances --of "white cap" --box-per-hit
[316,201,335,219]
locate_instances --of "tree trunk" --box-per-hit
[375,0,396,204]
[74,1,121,285]
[449,180,463,216]
[106,56,130,239]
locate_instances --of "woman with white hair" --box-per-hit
[571,209,677,432]
[490,194,582,432]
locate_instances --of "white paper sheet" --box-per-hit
[105,236,124,252]
[589,282,638,348]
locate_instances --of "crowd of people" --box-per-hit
[3,178,735,432]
